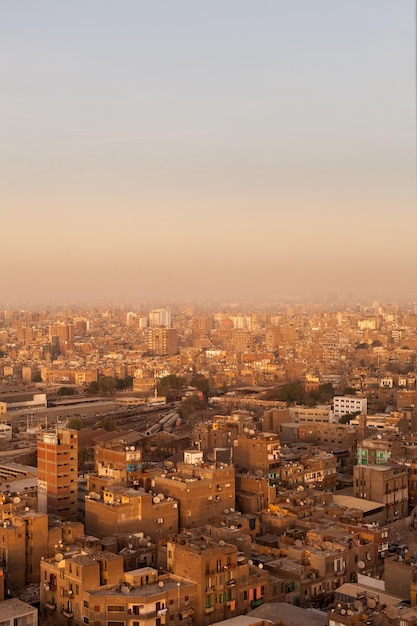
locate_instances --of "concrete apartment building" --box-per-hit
[84,485,179,540]
[167,532,270,626]
[0,599,38,626]
[147,327,178,356]
[289,405,335,424]
[235,472,277,514]
[357,434,403,466]
[296,422,357,452]
[0,499,83,593]
[333,396,367,420]
[194,411,254,452]
[353,464,408,523]
[152,451,235,529]
[37,427,78,521]
[233,431,281,483]
[41,550,198,626]
[301,452,338,491]
[41,549,124,624]
[93,433,143,489]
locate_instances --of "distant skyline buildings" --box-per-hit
[1,1,416,305]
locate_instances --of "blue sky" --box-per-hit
[1,1,415,304]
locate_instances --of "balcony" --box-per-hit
[251,598,263,608]
[45,603,56,610]
[62,610,74,618]
[205,606,214,614]
[227,579,236,586]
[63,589,74,597]
[157,608,167,616]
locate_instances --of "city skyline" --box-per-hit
[1,1,416,305]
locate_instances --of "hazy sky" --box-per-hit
[1,1,416,305]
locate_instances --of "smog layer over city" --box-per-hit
[1,1,417,625]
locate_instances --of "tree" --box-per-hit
[157,375,186,397]
[96,417,117,431]
[58,386,76,396]
[275,382,304,404]
[339,411,360,424]
[115,376,133,390]
[180,395,206,419]
[86,381,100,395]
[190,374,211,397]
[98,376,117,395]
[67,418,83,430]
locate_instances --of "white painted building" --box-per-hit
[333,396,367,420]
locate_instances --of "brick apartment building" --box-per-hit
[37,428,78,521]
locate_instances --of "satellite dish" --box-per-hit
[12,497,20,504]
[354,600,363,612]
[358,560,365,569]
[258,563,263,569]
[385,606,398,620]
[249,429,255,435]
[24,507,30,512]
[341,609,346,615]
[255,470,264,477]
[248,559,253,566]
[230,508,234,512]
[347,609,353,616]
[153,496,160,504]
[128,543,133,549]
[157,493,164,501]
[297,485,304,491]
[158,581,164,588]
[224,509,230,515]
[130,446,135,451]
[295,540,302,547]
[55,553,64,562]
[120,585,131,595]
[219,540,225,547]
[146,542,152,547]
[230,525,235,530]
[367,598,376,609]
[243,427,249,433]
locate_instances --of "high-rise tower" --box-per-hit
[37,427,78,520]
